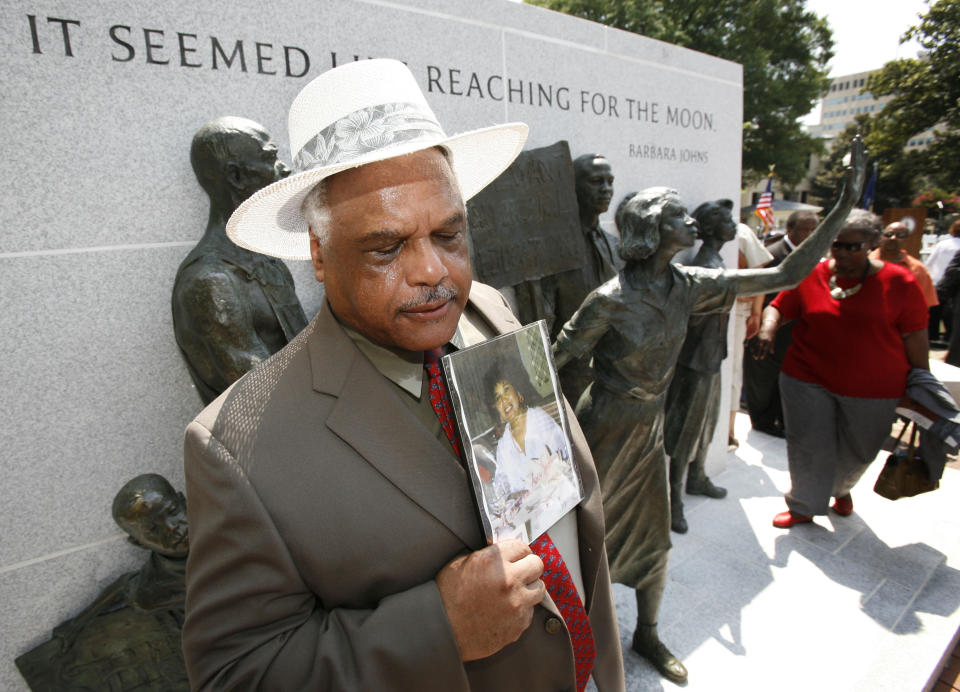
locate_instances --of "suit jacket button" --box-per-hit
[544,616,564,635]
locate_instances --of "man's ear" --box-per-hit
[309,232,325,283]
[224,162,247,191]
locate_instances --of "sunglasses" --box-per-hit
[882,231,909,239]
[831,240,867,252]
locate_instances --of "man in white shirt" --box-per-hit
[925,220,960,343]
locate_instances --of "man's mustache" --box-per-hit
[398,283,459,311]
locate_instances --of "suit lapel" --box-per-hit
[308,303,483,550]
[466,282,523,334]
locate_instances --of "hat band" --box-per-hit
[293,102,446,173]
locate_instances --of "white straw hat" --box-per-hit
[226,59,529,259]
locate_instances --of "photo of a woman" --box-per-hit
[482,367,578,540]
[441,321,582,543]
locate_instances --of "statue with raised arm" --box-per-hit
[172,117,308,404]
[16,475,189,691]
[552,137,866,684]
[663,199,738,535]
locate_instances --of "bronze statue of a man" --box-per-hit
[172,117,308,404]
[16,475,190,691]
[663,199,737,535]
[541,153,623,403]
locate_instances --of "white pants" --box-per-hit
[729,301,751,413]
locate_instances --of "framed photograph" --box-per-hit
[441,320,584,543]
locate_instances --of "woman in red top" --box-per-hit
[755,209,929,528]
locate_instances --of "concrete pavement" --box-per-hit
[611,412,960,691]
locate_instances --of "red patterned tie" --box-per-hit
[423,347,596,691]
[423,348,462,459]
[532,533,597,691]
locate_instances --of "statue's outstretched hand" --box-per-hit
[837,135,867,208]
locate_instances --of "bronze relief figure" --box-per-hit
[172,117,308,404]
[16,475,190,691]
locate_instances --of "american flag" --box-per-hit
[755,173,774,229]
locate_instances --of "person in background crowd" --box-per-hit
[926,219,960,344]
[755,210,929,528]
[870,221,938,313]
[743,210,818,438]
[729,222,774,448]
[936,234,960,368]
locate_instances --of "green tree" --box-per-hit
[528,0,834,186]
[868,0,960,189]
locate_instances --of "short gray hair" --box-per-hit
[842,208,882,243]
[301,180,331,246]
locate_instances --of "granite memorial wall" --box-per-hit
[0,1,741,686]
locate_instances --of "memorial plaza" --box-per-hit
[4,1,957,689]
[610,402,960,691]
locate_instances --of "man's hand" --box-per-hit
[751,306,781,360]
[751,320,778,360]
[745,314,762,340]
[751,330,774,360]
[437,539,545,661]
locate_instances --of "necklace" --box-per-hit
[829,260,871,300]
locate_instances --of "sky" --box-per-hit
[805,0,928,77]
[801,0,929,123]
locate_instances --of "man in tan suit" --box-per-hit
[183,59,624,691]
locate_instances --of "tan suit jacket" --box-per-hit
[182,282,624,691]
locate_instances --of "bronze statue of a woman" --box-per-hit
[664,199,738,534]
[553,137,865,684]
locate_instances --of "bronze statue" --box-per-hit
[541,153,623,404]
[172,117,308,404]
[553,137,866,684]
[664,199,737,534]
[16,474,189,691]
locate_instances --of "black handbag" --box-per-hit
[873,421,940,500]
